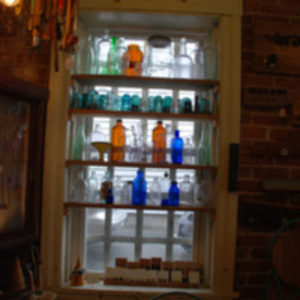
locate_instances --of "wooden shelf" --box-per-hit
[65,160,217,171]
[64,202,215,213]
[68,109,218,122]
[71,74,219,90]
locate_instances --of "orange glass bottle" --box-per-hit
[111,119,126,162]
[122,44,143,76]
[152,121,166,163]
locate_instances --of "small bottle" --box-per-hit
[149,177,162,206]
[173,37,193,79]
[96,30,111,74]
[70,171,87,202]
[121,180,133,204]
[162,96,173,113]
[111,119,126,162]
[132,169,147,205]
[87,171,99,203]
[123,44,143,76]
[113,176,122,204]
[152,121,166,164]
[179,174,194,206]
[100,170,113,203]
[183,137,194,165]
[105,188,114,204]
[168,181,180,206]
[153,95,163,113]
[171,130,184,164]
[180,97,192,113]
[196,92,211,114]
[131,94,141,112]
[161,171,170,204]
[196,123,211,166]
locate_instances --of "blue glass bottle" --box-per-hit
[121,94,132,111]
[168,181,180,206]
[106,188,114,204]
[132,169,147,205]
[171,130,184,164]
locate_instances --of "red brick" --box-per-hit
[251,247,269,259]
[260,3,300,15]
[241,126,267,139]
[240,140,253,152]
[244,0,259,12]
[269,129,300,140]
[15,51,50,66]
[253,113,289,126]
[242,15,254,24]
[239,180,262,192]
[274,77,300,88]
[237,234,271,246]
[235,260,269,272]
[239,152,266,165]
[248,274,269,285]
[253,167,289,179]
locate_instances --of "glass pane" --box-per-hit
[110,242,135,267]
[143,211,167,238]
[142,243,166,260]
[0,100,30,233]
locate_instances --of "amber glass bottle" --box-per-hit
[111,119,126,162]
[152,121,166,163]
[122,44,143,76]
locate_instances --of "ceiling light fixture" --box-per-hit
[1,0,20,7]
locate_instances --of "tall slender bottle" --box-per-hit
[152,121,166,163]
[132,169,147,205]
[173,37,193,79]
[161,171,170,205]
[171,130,184,164]
[72,120,86,160]
[103,36,120,75]
[111,119,126,162]
[196,123,211,166]
[96,30,111,74]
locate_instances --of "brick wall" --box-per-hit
[236,0,300,299]
[0,7,51,87]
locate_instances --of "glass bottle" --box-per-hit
[100,170,113,203]
[75,32,94,74]
[87,171,99,203]
[162,96,173,113]
[161,171,170,204]
[196,91,211,114]
[179,174,194,206]
[152,121,166,164]
[173,37,193,79]
[121,180,133,204]
[165,124,173,163]
[102,36,120,75]
[183,137,194,164]
[149,177,162,206]
[121,94,132,111]
[113,176,122,204]
[72,120,86,160]
[154,95,163,113]
[70,171,87,202]
[180,97,192,113]
[171,130,184,164]
[132,169,147,205]
[105,188,114,204]
[168,181,180,206]
[96,30,111,74]
[111,119,126,162]
[204,40,216,80]
[131,94,141,112]
[122,44,143,76]
[191,40,205,79]
[196,123,211,166]
[117,37,127,72]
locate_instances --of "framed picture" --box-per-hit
[0,74,48,248]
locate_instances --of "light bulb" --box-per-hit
[1,0,20,7]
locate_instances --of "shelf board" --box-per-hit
[68,109,218,122]
[64,202,215,213]
[71,74,219,90]
[65,160,217,171]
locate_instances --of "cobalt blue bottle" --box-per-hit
[106,188,114,204]
[171,130,184,164]
[132,169,147,205]
[168,181,180,206]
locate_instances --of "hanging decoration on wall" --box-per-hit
[253,22,300,76]
[1,0,78,71]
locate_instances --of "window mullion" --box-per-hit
[166,210,174,260]
[135,210,143,260]
[104,208,112,268]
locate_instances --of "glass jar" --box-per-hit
[122,44,143,76]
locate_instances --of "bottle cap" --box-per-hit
[157,121,162,124]
[175,130,180,136]
[171,181,177,184]
[116,119,122,122]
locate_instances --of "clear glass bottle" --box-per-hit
[122,44,143,76]
[196,123,211,166]
[149,177,162,206]
[161,171,170,204]
[179,174,194,206]
[75,32,94,74]
[121,180,133,204]
[152,121,166,164]
[70,171,87,202]
[183,137,194,165]
[173,37,193,79]
[72,120,86,160]
[111,119,126,162]
[113,176,122,204]
[168,181,180,206]
[191,40,205,79]
[96,30,111,74]
[171,130,184,164]
[132,169,147,205]
[87,171,99,203]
